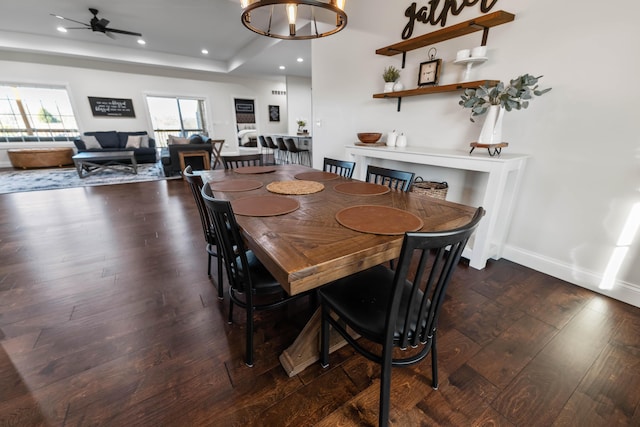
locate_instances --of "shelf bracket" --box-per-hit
[397,97,402,112]
[401,52,406,69]
[481,26,490,45]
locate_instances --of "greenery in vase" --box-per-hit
[459,74,552,122]
[382,66,401,82]
[296,119,306,128]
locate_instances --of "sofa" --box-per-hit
[160,134,214,177]
[73,131,157,163]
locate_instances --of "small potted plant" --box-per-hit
[459,74,551,145]
[296,119,307,134]
[382,66,401,93]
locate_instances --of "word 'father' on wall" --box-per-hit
[402,0,499,39]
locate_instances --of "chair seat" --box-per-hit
[237,250,285,296]
[319,265,426,343]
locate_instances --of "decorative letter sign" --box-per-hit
[402,0,499,39]
[88,97,136,117]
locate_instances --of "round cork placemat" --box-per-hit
[209,179,263,192]
[335,205,424,235]
[231,195,300,217]
[266,180,324,195]
[334,182,390,196]
[233,166,278,174]
[294,171,340,181]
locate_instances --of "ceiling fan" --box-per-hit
[51,8,142,38]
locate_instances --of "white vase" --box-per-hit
[478,105,505,144]
[384,82,395,93]
[396,133,407,147]
[393,81,404,91]
[386,130,397,147]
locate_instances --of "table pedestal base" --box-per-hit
[279,308,356,377]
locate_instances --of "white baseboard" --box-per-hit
[503,245,640,308]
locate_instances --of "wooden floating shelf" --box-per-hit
[373,80,499,99]
[376,10,515,56]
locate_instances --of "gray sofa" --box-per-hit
[73,131,157,163]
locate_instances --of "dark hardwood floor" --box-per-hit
[1,180,639,426]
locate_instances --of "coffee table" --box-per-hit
[72,151,137,178]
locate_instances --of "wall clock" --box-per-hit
[418,48,442,86]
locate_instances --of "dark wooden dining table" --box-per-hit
[203,164,478,376]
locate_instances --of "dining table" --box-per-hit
[202,164,479,376]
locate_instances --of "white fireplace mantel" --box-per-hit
[345,144,529,270]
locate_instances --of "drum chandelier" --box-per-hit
[240,0,347,40]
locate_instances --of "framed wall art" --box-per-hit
[269,105,280,122]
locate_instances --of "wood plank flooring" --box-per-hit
[1,180,639,426]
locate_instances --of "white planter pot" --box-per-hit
[478,105,505,144]
[383,82,395,93]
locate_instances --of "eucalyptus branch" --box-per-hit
[459,74,551,122]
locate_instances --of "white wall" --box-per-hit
[0,53,289,165]
[286,76,312,135]
[311,0,640,306]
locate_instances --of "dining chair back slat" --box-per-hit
[366,165,415,192]
[323,157,355,178]
[222,154,263,169]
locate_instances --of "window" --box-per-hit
[0,84,79,142]
[146,96,207,147]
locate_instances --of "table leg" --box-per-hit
[279,307,353,377]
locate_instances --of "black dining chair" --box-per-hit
[222,153,263,170]
[275,137,290,164]
[366,165,415,192]
[319,207,484,427]
[201,183,308,367]
[182,165,224,299]
[323,157,355,178]
[284,138,311,166]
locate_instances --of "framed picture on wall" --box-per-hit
[269,105,280,122]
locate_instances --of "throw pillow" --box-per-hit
[83,135,102,149]
[88,131,119,148]
[126,135,142,148]
[139,135,150,148]
[168,135,190,145]
[189,134,204,144]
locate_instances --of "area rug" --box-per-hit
[0,162,179,194]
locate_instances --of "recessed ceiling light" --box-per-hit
[57,26,67,33]
[279,65,286,70]
[137,39,146,45]
[201,49,209,55]
[54,15,64,20]
[297,57,304,62]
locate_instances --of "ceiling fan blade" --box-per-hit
[49,13,88,26]
[64,27,91,30]
[105,28,143,37]
[97,18,110,28]
[105,31,116,39]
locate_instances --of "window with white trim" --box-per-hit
[146,96,208,147]
[0,84,79,142]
